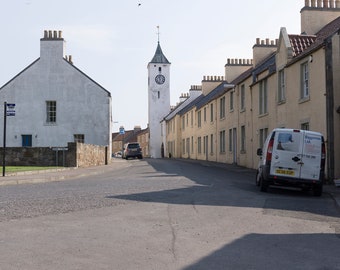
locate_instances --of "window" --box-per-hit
[204,107,207,122]
[182,139,185,153]
[229,129,233,152]
[220,96,226,119]
[197,111,202,128]
[278,69,286,103]
[191,111,193,127]
[46,101,56,123]
[210,134,214,154]
[22,135,32,147]
[240,84,245,111]
[186,138,190,154]
[241,125,246,152]
[230,91,234,111]
[301,122,310,130]
[219,130,226,153]
[198,136,202,154]
[301,62,309,99]
[259,79,268,115]
[259,128,268,148]
[191,136,194,153]
[74,134,84,143]
[186,114,189,127]
[158,91,160,99]
[204,135,208,154]
[182,116,185,130]
[210,104,214,122]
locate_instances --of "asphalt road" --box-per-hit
[0,158,339,270]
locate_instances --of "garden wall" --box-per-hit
[0,142,109,167]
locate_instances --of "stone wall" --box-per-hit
[0,142,109,167]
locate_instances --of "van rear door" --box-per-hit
[299,132,322,180]
[270,130,303,179]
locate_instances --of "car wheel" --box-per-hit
[313,184,323,197]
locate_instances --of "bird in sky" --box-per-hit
[138,3,141,6]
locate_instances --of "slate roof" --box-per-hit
[195,82,229,110]
[150,42,170,64]
[178,94,205,116]
[251,53,276,84]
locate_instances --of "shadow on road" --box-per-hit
[107,158,340,219]
[181,233,340,270]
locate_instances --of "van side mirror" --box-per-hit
[257,148,263,156]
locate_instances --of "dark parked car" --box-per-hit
[122,142,143,159]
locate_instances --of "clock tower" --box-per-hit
[148,39,171,158]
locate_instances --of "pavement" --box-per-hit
[0,158,340,211]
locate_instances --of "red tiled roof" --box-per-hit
[288,35,316,57]
[288,16,340,65]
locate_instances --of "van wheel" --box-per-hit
[260,176,268,192]
[255,172,261,186]
[313,184,323,197]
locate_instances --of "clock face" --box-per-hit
[155,74,165,85]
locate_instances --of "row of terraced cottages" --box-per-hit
[161,2,340,181]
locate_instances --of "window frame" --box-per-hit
[278,69,286,103]
[46,100,57,124]
[240,84,245,111]
[259,79,268,115]
[219,130,226,153]
[220,96,225,119]
[300,62,309,100]
[241,125,246,152]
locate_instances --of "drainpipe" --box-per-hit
[324,36,335,183]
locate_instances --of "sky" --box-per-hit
[0,0,304,132]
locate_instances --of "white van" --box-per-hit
[256,128,326,196]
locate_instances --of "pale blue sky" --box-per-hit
[1,0,303,131]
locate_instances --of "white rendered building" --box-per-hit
[0,30,112,149]
[147,41,171,158]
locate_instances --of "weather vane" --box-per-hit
[157,26,160,43]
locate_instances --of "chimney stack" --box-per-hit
[40,29,65,61]
[252,38,277,67]
[224,58,252,82]
[301,0,340,34]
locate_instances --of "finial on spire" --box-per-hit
[157,25,160,43]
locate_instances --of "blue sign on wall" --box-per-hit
[6,103,15,116]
